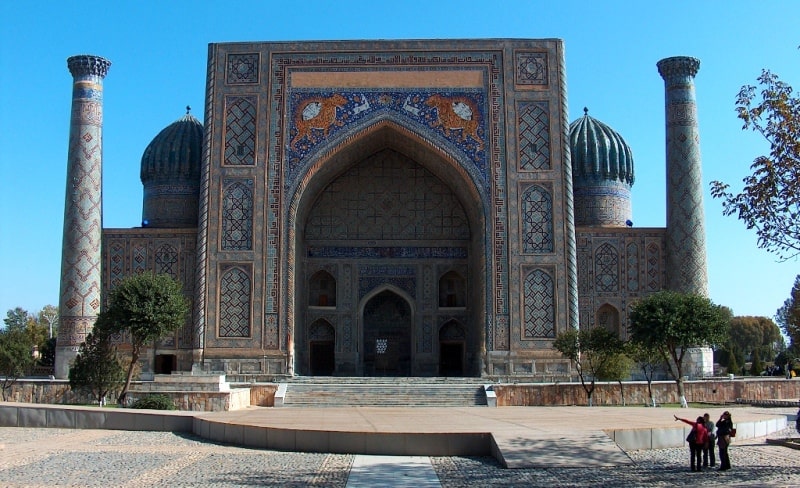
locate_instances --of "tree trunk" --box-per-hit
[119,347,140,405]
[676,377,688,408]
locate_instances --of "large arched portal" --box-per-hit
[293,124,487,376]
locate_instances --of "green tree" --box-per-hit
[728,316,784,363]
[553,327,625,406]
[750,349,764,376]
[98,272,189,404]
[628,342,663,407]
[628,291,728,408]
[726,343,743,376]
[69,326,125,405]
[776,274,800,350]
[0,326,35,400]
[710,64,800,260]
[596,350,634,406]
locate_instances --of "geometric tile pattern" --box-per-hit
[523,269,555,338]
[224,96,256,166]
[515,51,548,85]
[226,53,259,84]
[155,244,179,278]
[518,101,550,170]
[221,180,254,250]
[521,185,554,253]
[218,266,251,338]
[305,150,470,241]
[646,242,662,291]
[58,56,110,354]
[594,242,619,294]
[626,242,639,292]
[657,56,708,296]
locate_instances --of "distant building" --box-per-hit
[56,40,708,379]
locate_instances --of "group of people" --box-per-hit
[674,411,735,472]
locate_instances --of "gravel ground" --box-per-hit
[0,427,798,487]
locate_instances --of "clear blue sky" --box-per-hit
[1,1,798,322]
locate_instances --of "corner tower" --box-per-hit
[55,54,111,378]
[657,56,708,296]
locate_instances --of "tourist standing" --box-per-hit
[702,413,716,468]
[674,414,708,472]
[716,411,734,471]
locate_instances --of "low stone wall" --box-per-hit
[126,388,250,412]
[245,384,279,406]
[494,378,800,406]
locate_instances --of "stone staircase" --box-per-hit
[279,377,489,407]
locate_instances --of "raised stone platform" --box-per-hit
[2,402,791,468]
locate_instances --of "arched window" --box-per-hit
[596,304,620,337]
[438,270,466,308]
[594,243,619,293]
[309,270,336,307]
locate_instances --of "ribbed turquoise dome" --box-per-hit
[140,109,203,228]
[569,109,634,227]
[569,108,634,186]
[141,111,203,183]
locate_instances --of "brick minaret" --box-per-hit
[657,56,708,296]
[55,55,111,378]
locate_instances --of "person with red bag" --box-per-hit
[675,414,708,472]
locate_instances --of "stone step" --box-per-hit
[282,383,487,407]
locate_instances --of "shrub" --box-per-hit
[130,394,176,410]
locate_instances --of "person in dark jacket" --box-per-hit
[716,411,734,471]
[675,414,708,472]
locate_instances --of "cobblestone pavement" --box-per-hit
[0,427,798,487]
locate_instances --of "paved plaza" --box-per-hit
[1,424,798,487]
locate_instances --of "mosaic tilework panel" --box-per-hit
[523,269,555,338]
[226,53,259,84]
[626,242,639,292]
[224,96,257,166]
[594,243,619,294]
[342,316,353,353]
[221,179,253,250]
[494,315,509,350]
[304,149,470,241]
[421,316,433,353]
[521,184,554,254]
[517,101,550,170]
[155,244,179,278]
[102,231,197,349]
[307,247,467,259]
[646,242,662,291]
[285,90,488,189]
[218,266,251,338]
[515,51,548,86]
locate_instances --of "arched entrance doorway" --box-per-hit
[308,319,335,376]
[439,320,466,376]
[290,123,488,377]
[362,290,412,376]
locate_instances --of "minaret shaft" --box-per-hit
[55,55,111,378]
[657,56,708,296]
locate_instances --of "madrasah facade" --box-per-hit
[54,39,708,379]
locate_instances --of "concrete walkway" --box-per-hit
[346,455,440,487]
[197,404,794,468]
